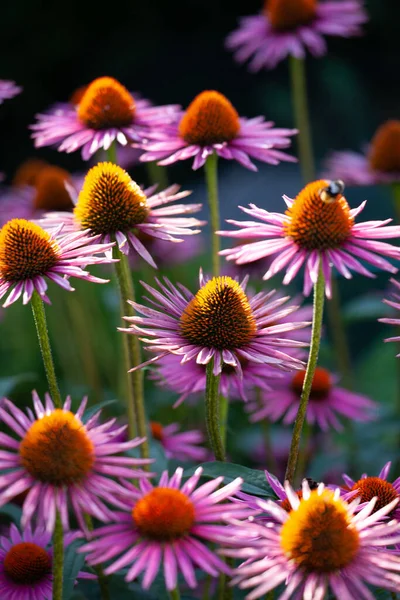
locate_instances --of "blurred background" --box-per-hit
[0,0,399,481]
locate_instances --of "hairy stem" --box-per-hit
[204,152,221,276]
[205,360,225,461]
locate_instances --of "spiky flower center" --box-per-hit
[150,421,164,441]
[132,488,195,541]
[4,542,51,584]
[281,490,359,572]
[13,158,48,188]
[369,120,400,173]
[179,276,257,350]
[19,409,95,486]
[33,166,74,211]
[179,91,240,146]
[265,0,317,31]
[351,477,399,513]
[291,367,332,401]
[284,180,354,250]
[0,219,60,282]
[74,162,149,234]
[70,84,88,106]
[77,77,135,130]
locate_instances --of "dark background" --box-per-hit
[1,0,399,176]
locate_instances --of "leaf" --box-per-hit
[0,503,22,523]
[184,462,273,497]
[81,399,117,423]
[127,439,168,477]
[0,373,35,397]
[63,539,88,600]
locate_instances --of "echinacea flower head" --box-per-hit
[30,76,179,160]
[139,89,297,171]
[0,523,89,600]
[342,461,400,520]
[324,120,400,186]
[0,392,151,533]
[0,80,22,104]
[380,278,400,350]
[247,366,377,430]
[219,179,400,298]
[150,422,208,462]
[36,162,203,268]
[228,480,400,599]
[226,0,367,71]
[0,218,114,307]
[120,271,309,376]
[81,467,251,591]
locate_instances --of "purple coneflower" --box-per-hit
[247,366,377,430]
[31,76,179,160]
[0,392,151,533]
[150,421,208,462]
[139,90,297,171]
[81,467,250,591]
[219,179,400,298]
[342,461,400,521]
[324,120,400,186]
[227,480,400,599]
[226,0,367,71]
[0,524,91,600]
[36,162,203,268]
[0,80,21,104]
[120,271,309,376]
[0,217,114,307]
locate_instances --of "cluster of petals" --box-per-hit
[150,421,208,462]
[81,467,252,591]
[0,222,115,307]
[247,368,377,431]
[139,115,297,172]
[324,148,400,186]
[37,181,204,269]
[380,278,400,350]
[219,183,400,298]
[226,0,368,70]
[30,82,179,160]
[120,271,309,377]
[0,80,22,104]
[225,480,400,599]
[0,392,151,533]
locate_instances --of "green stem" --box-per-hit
[205,360,225,461]
[285,266,325,484]
[31,292,62,408]
[289,56,315,183]
[146,161,169,189]
[106,143,117,164]
[295,421,311,481]
[113,248,149,460]
[169,588,181,600]
[327,277,353,389]
[84,515,110,600]
[219,394,229,452]
[204,152,220,276]
[52,512,64,600]
[202,575,212,600]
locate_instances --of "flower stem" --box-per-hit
[52,512,64,600]
[146,161,169,189]
[219,394,229,451]
[391,183,400,223]
[106,143,117,164]
[113,248,149,460]
[31,291,62,409]
[285,266,325,484]
[169,588,181,600]
[204,152,221,276]
[289,56,315,183]
[205,360,225,461]
[327,277,353,389]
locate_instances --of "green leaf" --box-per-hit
[81,399,117,423]
[0,503,22,523]
[184,462,273,497]
[63,539,88,600]
[127,439,168,477]
[0,373,35,397]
